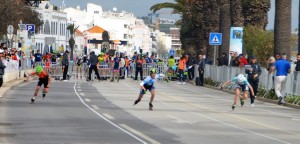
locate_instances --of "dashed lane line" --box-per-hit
[73,83,148,144]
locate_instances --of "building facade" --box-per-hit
[33,1,71,54]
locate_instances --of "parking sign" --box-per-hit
[26,24,35,33]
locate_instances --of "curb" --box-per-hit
[188,81,300,110]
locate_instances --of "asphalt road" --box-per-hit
[1,78,300,144]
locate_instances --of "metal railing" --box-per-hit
[204,65,300,96]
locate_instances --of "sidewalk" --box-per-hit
[0,79,25,98]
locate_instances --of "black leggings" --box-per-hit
[135,67,143,81]
[248,80,259,104]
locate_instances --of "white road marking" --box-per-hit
[79,93,85,96]
[91,105,100,110]
[73,83,147,144]
[120,124,161,144]
[77,89,82,92]
[85,98,91,102]
[103,113,115,120]
[125,82,291,144]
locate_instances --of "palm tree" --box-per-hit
[298,0,300,53]
[274,0,291,58]
[66,23,79,61]
[230,0,244,27]
[218,0,231,58]
[203,0,219,60]
[243,0,271,30]
[150,0,189,14]
[102,31,110,42]
[101,31,110,52]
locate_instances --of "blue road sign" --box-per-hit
[26,24,35,33]
[170,50,174,56]
[209,33,222,45]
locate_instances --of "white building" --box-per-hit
[64,3,152,56]
[33,1,71,54]
[133,19,152,55]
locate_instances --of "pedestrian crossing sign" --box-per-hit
[209,33,222,45]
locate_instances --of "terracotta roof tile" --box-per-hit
[87,26,105,33]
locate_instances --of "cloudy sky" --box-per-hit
[50,0,299,31]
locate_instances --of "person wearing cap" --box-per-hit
[245,56,262,106]
[0,49,7,87]
[61,50,69,81]
[269,53,291,105]
[133,68,169,111]
[221,74,255,110]
[26,65,52,103]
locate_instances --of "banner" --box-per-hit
[229,27,243,55]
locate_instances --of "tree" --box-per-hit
[101,31,110,52]
[274,0,291,58]
[203,0,219,60]
[102,31,110,42]
[298,0,300,53]
[243,26,274,66]
[243,0,271,30]
[230,0,244,27]
[0,0,43,37]
[150,0,189,14]
[218,0,231,57]
[66,23,79,60]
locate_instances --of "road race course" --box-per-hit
[1,78,300,144]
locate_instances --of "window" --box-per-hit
[123,34,128,39]
[124,24,127,29]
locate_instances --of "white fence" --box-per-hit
[204,65,300,96]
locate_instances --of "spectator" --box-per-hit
[230,52,239,67]
[0,49,6,87]
[245,56,262,106]
[203,55,212,65]
[295,53,300,72]
[119,54,126,79]
[186,54,194,80]
[269,53,291,105]
[87,51,101,81]
[134,55,144,81]
[177,55,187,85]
[125,56,130,78]
[238,54,248,67]
[198,55,205,86]
[275,53,281,60]
[218,53,228,66]
[61,50,70,81]
[266,56,276,71]
[34,49,42,66]
[168,55,175,67]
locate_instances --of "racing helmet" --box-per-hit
[237,74,246,83]
[36,65,43,73]
[150,68,156,74]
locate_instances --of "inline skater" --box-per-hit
[221,74,255,110]
[133,68,169,111]
[27,65,52,103]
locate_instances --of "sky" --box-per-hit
[50,0,299,31]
